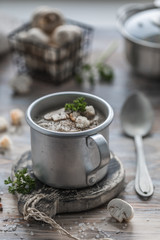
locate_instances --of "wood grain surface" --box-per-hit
[0,15,160,240]
[12,151,125,216]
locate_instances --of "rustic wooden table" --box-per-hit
[0,16,160,240]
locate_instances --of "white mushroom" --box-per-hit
[107,198,134,223]
[0,117,8,132]
[52,112,69,122]
[75,116,90,129]
[51,25,82,46]
[10,109,24,126]
[0,135,12,150]
[44,111,55,120]
[32,6,64,33]
[83,105,95,119]
[26,28,49,44]
[52,108,69,122]
[10,74,32,95]
[17,31,28,41]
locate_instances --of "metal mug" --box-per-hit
[26,91,114,189]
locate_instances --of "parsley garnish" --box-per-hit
[96,62,113,82]
[4,168,35,194]
[75,41,117,85]
[65,97,87,112]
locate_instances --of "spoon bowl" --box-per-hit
[120,92,154,198]
[121,92,154,137]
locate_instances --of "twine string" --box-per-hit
[23,194,79,240]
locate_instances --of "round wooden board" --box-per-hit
[12,151,125,217]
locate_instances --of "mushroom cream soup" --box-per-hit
[36,105,105,132]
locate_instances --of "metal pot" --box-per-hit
[117,1,160,77]
[26,91,114,189]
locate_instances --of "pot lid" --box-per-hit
[125,8,160,44]
[118,2,160,47]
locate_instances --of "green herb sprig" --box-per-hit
[4,168,35,194]
[65,97,87,112]
[75,41,118,85]
[96,62,113,82]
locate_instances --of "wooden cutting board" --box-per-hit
[11,151,125,217]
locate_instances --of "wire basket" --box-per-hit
[8,19,93,84]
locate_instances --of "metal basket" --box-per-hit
[8,19,93,84]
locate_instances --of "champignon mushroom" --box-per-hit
[51,25,82,46]
[32,6,64,33]
[10,109,24,126]
[26,28,49,44]
[107,198,134,223]
[75,116,90,129]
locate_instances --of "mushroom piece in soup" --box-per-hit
[36,97,105,132]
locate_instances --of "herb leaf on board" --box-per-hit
[4,168,35,194]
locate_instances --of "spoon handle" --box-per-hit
[134,135,154,197]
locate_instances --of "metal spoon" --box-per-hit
[120,92,154,197]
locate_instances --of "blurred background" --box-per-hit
[0,0,151,29]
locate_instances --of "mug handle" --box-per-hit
[86,133,110,186]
